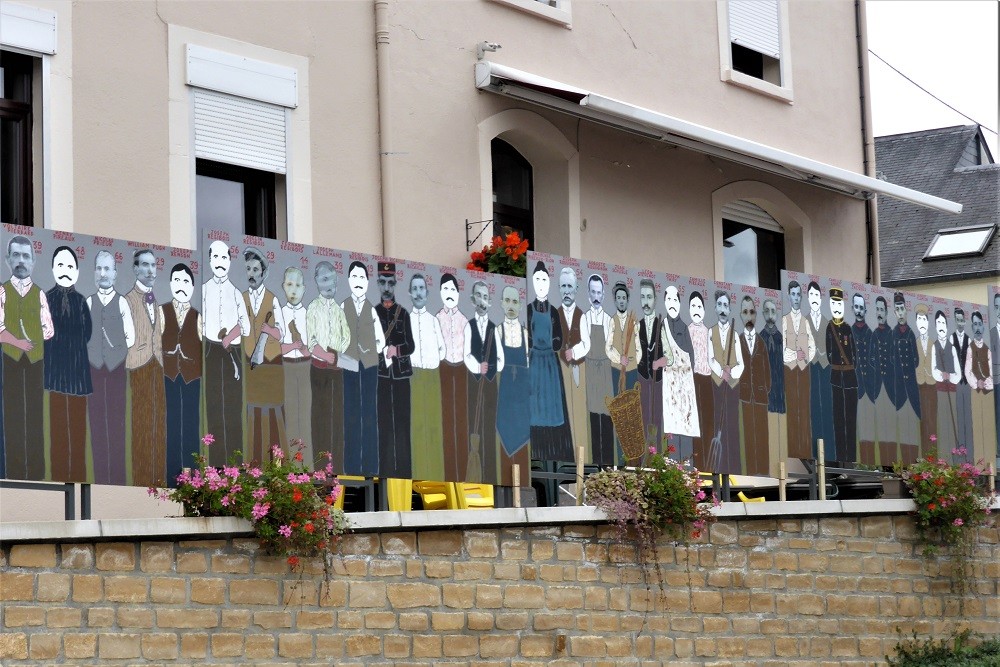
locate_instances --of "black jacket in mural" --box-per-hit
[891,322,921,417]
[376,301,414,379]
[851,320,875,400]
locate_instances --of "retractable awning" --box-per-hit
[475,61,962,214]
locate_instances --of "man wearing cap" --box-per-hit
[851,293,877,466]
[871,295,897,465]
[781,280,814,460]
[825,287,857,465]
[892,292,921,464]
[375,262,414,479]
[605,281,639,463]
[914,303,937,452]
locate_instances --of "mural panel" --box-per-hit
[988,285,1000,464]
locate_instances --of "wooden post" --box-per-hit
[817,439,826,501]
[576,447,585,506]
[512,464,521,509]
[988,464,995,496]
[778,461,787,502]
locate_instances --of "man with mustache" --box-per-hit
[709,290,743,472]
[825,288,857,466]
[851,293,877,465]
[966,311,995,459]
[497,285,530,485]
[661,284,698,463]
[201,239,250,465]
[0,235,53,480]
[950,308,973,453]
[242,247,286,461]
[583,274,614,465]
[279,267,313,462]
[930,310,961,457]
[806,281,834,463]
[892,292,921,464]
[342,260,383,476]
[125,248,166,486]
[375,262,414,479]
[636,278,663,462]
[408,273,445,480]
[558,267,591,463]
[871,295,897,465]
[605,281,640,464]
[760,298,785,476]
[160,263,201,481]
[738,295,769,475]
[464,280,504,482]
[436,272,469,480]
[45,246,93,482]
[86,249,135,485]
[781,280,814,459]
[913,304,937,453]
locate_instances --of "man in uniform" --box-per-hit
[161,263,202,482]
[825,288,857,466]
[892,292,921,464]
[375,262,414,479]
[871,295,897,466]
[583,275,615,465]
[738,296,769,475]
[558,267,590,462]
[87,250,135,485]
[709,290,744,473]
[951,308,973,452]
[342,261,383,476]
[464,280,503,482]
[851,293,877,465]
[307,262,351,470]
[782,281,814,459]
[914,304,937,453]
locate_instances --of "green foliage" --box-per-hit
[888,629,1000,667]
[467,232,529,277]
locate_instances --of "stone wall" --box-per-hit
[1,512,998,666]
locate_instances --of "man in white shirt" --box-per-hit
[967,311,995,459]
[558,267,590,463]
[806,281,834,463]
[86,249,135,485]
[408,273,446,480]
[497,284,531,485]
[914,304,937,452]
[930,310,961,456]
[583,274,614,465]
[279,267,312,462]
[463,280,504,482]
[202,239,250,465]
[709,290,744,472]
[436,273,469,480]
[781,280,814,459]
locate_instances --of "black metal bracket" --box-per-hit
[466,218,494,250]
[0,481,92,520]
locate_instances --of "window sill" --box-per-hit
[722,68,793,104]
[489,0,572,28]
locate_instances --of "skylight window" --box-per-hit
[923,224,996,260]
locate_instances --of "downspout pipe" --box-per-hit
[375,0,393,256]
[855,0,879,285]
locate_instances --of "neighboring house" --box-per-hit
[876,125,999,303]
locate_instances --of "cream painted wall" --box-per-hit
[892,276,1000,307]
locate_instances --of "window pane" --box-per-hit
[197,174,245,239]
[724,226,759,287]
[926,228,992,257]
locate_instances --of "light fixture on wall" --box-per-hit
[477,41,502,60]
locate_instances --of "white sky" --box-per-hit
[866,0,999,157]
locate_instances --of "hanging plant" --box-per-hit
[467,231,529,277]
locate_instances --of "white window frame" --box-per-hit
[167,25,312,249]
[488,0,572,28]
[922,223,996,261]
[716,0,793,104]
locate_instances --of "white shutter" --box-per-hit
[193,89,287,174]
[721,200,783,233]
[728,0,781,59]
[0,2,57,55]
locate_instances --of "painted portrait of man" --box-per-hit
[464,279,503,482]
[782,280,814,459]
[161,263,202,482]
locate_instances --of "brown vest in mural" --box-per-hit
[711,324,739,388]
[125,287,163,370]
[783,312,810,371]
[916,335,935,386]
[2,282,44,364]
[162,303,202,383]
[970,342,991,392]
[739,334,769,404]
[611,313,638,373]
[558,306,585,367]
[243,289,282,362]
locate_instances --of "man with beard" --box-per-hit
[202,240,249,465]
[950,308,973,452]
[806,281,835,462]
[527,261,572,462]
[160,263,201,482]
[737,295,769,475]
[781,280,814,459]
[464,280,504,482]
[825,288,857,465]
[558,267,590,462]
[408,273,446,480]
[280,267,312,461]
[709,290,743,472]
[931,310,961,457]
[583,274,614,465]
[851,294,878,465]
[242,248,286,461]
[0,236,54,479]
[687,291,715,470]
[87,250,135,485]
[45,247,93,481]
[966,311,995,458]
[375,262,414,479]
[437,273,469,480]
[605,281,639,463]
[342,261,383,476]
[760,298,785,476]
[913,304,937,452]
[306,262,350,470]
[661,285,698,462]
[126,248,166,486]
[636,279,663,461]
[892,293,921,464]
[497,285,530,485]
[871,295,897,465]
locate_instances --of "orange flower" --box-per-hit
[292,488,303,502]
[287,555,300,567]
[304,522,315,533]
[506,232,521,246]
[466,262,478,270]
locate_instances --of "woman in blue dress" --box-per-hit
[526,261,572,461]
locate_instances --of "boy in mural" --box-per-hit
[951,308,973,452]
[558,267,590,462]
[497,285,531,485]
[45,247,93,481]
[126,248,166,487]
[202,240,249,465]
[583,274,615,465]
[967,311,995,459]
[709,290,744,472]
[806,281,834,462]
[87,250,135,485]
[931,310,961,458]
[687,291,715,471]
[342,261,382,476]
[437,273,469,481]
[375,262,414,479]
[914,304,937,452]
[661,285,697,462]
[307,262,351,470]
[161,263,201,482]
[280,267,313,462]
[851,293,877,465]
[242,248,286,461]
[892,292,921,464]
[760,298,785,476]
[408,273,446,480]
[1,236,54,480]
[606,281,639,463]
[636,279,663,458]
[737,295,769,475]
[527,261,572,462]
[781,281,814,459]
[871,295,898,465]
[825,288,857,466]
[465,280,503,482]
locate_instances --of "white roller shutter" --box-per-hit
[721,200,783,233]
[193,89,287,174]
[728,0,781,59]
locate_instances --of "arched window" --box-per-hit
[491,138,533,246]
[722,200,785,289]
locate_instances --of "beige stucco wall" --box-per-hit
[892,276,1000,307]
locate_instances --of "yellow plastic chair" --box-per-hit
[332,477,412,512]
[737,490,765,503]
[332,475,366,511]
[412,480,463,510]
[457,483,494,509]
